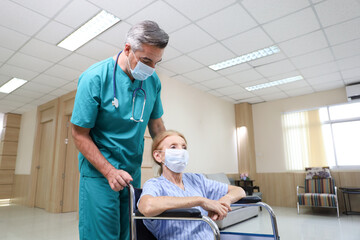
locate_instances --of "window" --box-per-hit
[282,101,360,170]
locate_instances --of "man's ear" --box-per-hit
[124,43,131,56]
[153,150,162,164]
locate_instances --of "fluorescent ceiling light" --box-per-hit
[57,10,120,51]
[209,45,280,71]
[245,75,303,91]
[0,78,27,93]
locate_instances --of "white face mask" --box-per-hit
[127,51,155,81]
[164,149,189,173]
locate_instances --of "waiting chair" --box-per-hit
[127,184,280,240]
[296,167,339,217]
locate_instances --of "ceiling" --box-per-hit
[1,0,360,114]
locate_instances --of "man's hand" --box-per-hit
[201,198,230,221]
[105,168,133,191]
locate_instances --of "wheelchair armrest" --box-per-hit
[135,208,202,218]
[234,195,261,204]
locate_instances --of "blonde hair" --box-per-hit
[151,130,187,175]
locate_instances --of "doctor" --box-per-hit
[71,20,169,240]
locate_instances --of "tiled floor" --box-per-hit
[0,204,359,239]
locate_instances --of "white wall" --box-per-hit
[14,75,238,175]
[159,73,238,174]
[252,88,347,173]
[15,108,37,175]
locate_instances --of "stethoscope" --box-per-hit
[112,51,146,122]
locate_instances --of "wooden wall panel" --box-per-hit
[0,156,16,169]
[0,142,18,156]
[1,127,20,142]
[0,184,12,199]
[11,174,31,206]
[3,114,21,128]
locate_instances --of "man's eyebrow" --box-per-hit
[141,57,162,63]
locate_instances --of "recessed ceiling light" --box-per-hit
[57,10,120,51]
[245,75,303,91]
[209,45,280,71]
[0,78,27,93]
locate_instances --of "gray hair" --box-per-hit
[125,20,169,51]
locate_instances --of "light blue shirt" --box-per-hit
[139,173,228,240]
[71,57,163,177]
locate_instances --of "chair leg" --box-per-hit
[336,200,340,218]
[297,202,300,215]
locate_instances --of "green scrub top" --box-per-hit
[71,57,163,178]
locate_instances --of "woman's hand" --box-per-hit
[201,198,230,221]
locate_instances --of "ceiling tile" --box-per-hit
[325,17,360,45]
[171,75,195,85]
[261,92,289,101]
[207,90,223,97]
[220,96,236,102]
[126,1,190,33]
[161,46,182,62]
[35,20,74,45]
[58,53,97,72]
[239,78,268,88]
[0,64,39,80]
[300,61,339,78]
[284,86,314,97]
[159,55,203,74]
[252,86,283,96]
[49,88,70,97]
[197,3,257,40]
[306,72,343,84]
[2,94,36,104]
[187,43,236,66]
[277,79,310,91]
[242,0,309,24]
[31,74,70,88]
[44,65,82,81]
[0,26,30,50]
[290,48,334,69]
[279,30,328,57]
[0,99,24,108]
[12,88,43,99]
[32,94,57,105]
[217,63,252,76]
[315,0,360,27]
[237,96,264,104]
[255,59,296,77]
[216,85,246,95]
[267,70,302,81]
[332,38,360,59]
[223,27,273,55]
[201,77,234,89]
[55,0,100,28]
[0,105,17,113]
[229,91,256,101]
[248,52,287,67]
[164,0,236,21]
[61,81,78,91]
[337,55,360,71]
[155,66,176,78]
[227,69,263,84]
[11,0,69,17]
[169,24,216,53]
[341,67,360,80]
[76,39,119,61]
[21,81,55,93]
[0,0,49,36]
[311,80,344,91]
[183,67,221,83]
[190,83,211,92]
[263,7,320,42]
[13,103,37,113]
[87,0,156,19]
[0,47,14,62]
[97,21,132,47]
[7,52,53,72]
[344,77,360,85]
[20,39,72,63]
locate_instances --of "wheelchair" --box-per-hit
[127,184,280,240]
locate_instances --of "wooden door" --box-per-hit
[35,119,55,209]
[62,116,80,212]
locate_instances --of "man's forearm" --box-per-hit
[148,118,166,139]
[72,127,114,177]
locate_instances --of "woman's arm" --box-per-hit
[138,194,229,220]
[218,185,246,209]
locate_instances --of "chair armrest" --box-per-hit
[234,195,261,204]
[297,185,304,195]
[135,208,202,218]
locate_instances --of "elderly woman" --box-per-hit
[138,130,246,240]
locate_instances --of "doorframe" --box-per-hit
[28,99,59,210]
[49,91,76,213]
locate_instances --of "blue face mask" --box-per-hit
[164,149,189,173]
[127,51,155,81]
